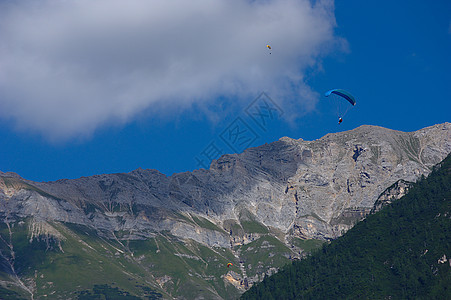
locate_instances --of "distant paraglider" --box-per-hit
[266,44,272,54]
[227,263,233,268]
[324,89,356,124]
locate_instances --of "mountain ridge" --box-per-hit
[0,122,450,298]
[1,122,450,242]
[3,123,443,183]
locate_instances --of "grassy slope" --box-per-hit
[0,218,244,299]
[0,212,325,299]
[0,220,166,299]
[0,182,328,300]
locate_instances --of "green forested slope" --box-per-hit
[242,154,451,299]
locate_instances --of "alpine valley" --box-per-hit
[0,123,450,299]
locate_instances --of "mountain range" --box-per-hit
[0,123,450,299]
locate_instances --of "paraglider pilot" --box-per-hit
[324,89,356,125]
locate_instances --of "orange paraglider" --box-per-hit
[266,45,272,54]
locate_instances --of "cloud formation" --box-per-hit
[0,0,341,140]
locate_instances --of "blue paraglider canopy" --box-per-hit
[324,89,356,106]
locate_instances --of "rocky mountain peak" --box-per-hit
[0,123,450,298]
[1,123,449,241]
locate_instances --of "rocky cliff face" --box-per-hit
[2,123,451,245]
[0,123,450,298]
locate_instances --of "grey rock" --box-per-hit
[0,123,450,245]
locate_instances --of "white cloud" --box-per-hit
[0,0,341,140]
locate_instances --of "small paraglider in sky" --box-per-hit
[266,44,272,54]
[227,263,233,268]
[324,89,356,124]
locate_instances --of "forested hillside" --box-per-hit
[242,153,451,299]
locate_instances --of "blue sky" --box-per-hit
[0,0,450,182]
